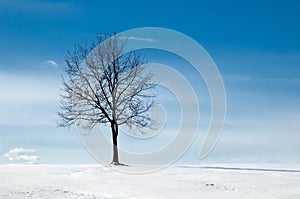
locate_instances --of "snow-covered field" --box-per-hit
[0,164,299,199]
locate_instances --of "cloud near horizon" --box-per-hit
[3,147,40,164]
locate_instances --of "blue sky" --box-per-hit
[0,0,299,164]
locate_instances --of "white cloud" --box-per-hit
[120,36,155,43]
[3,148,39,164]
[43,60,58,68]
[5,148,36,154]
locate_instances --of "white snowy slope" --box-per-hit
[0,164,299,199]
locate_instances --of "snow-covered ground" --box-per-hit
[0,164,299,198]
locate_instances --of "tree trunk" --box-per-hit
[111,121,119,164]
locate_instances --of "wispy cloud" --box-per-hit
[3,148,40,164]
[224,75,300,83]
[224,75,253,82]
[120,36,155,43]
[79,34,155,43]
[43,60,58,68]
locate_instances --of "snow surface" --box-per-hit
[0,164,299,198]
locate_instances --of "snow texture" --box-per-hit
[0,164,299,198]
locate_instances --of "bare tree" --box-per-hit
[58,34,156,164]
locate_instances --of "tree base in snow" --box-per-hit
[110,162,128,166]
